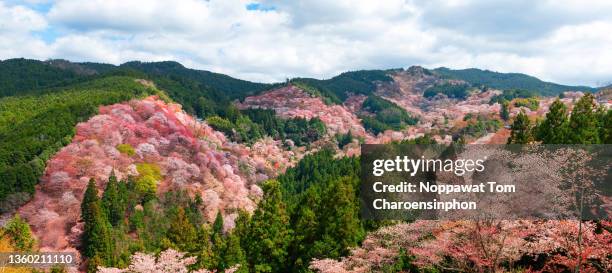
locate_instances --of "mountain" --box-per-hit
[0,58,88,97]
[0,58,610,273]
[433,67,596,96]
[0,58,602,209]
[0,77,162,211]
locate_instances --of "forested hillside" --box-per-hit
[0,77,163,211]
[434,67,596,96]
[0,59,88,97]
[0,58,610,273]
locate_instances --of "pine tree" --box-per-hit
[508,111,533,144]
[223,232,247,273]
[194,224,215,270]
[102,171,124,226]
[245,180,292,273]
[290,205,318,271]
[316,176,362,258]
[213,211,224,235]
[536,99,569,144]
[568,93,600,144]
[81,178,99,224]
[167,207,197,252]
[599,109,612,144]
[500,100,510,121]
[83,201,113,263]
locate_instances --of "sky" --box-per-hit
[1,0,611,86]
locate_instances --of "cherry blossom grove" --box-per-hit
[310,220,612,273]
[18,96,297,253]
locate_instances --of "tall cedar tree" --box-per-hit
[536,99,569,144]
[599,108,612,143]
[102,171,124,226]
[568,93,600,144]
[81,178,114,269]
[222,232,248,273]
[316,176,363,258]
[83,201,114,267]
[81,178,98,224]
[508,111,533,144]
[194,225,215,270]
[500,100,510,121]
[244,180,292,273]
[167,207,197,252]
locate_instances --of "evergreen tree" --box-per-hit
[508,111,533,144]
[500,100,510,121]
[317,176,362,258]
[82,201,113,264]
[245,180,292,273]
[194,224,215,270]
[222,233,247,273]
[536,99,569,144]
[213,211,224,235]
[167,207,197,252]
[290,205,319,271]
[599,109,612,144]
[81,178,98,223]
[568,93,600,144]
[211,230,227,269]
[102,171,125,226]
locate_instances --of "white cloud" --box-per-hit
[0,2,49,59]
[1,0,611,86]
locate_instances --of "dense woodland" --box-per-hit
[359,95,418,134]
[434,67,595,96]
[291,70,394,103]
[508,93,611,144]
[423,83,471,99]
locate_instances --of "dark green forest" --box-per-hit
[423,83,471,99]
[360,95,418,134]
[291,70,394,103]
[434,67,596,96]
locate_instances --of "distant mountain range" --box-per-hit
[0,58,598,100]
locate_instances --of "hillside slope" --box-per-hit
[0,77,162,210]
[18,96,295,252]
[434,67,596,96]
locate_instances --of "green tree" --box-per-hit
[245,180,292,273]
[508,111,533,144]
[536,99,569,144]
[3,214,35,251]
[166,207,197,252]
[102,171,125,226]
[598,108,612,144]
[213,211,224,236]
[222,232,247,273]
[500,100,510,121]
[194,224,215,270]
[568,93,600,144]
[81,178,99,224]
[316,176,363,258]
[82,201,113,264]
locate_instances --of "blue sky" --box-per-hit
[1,0,611,86]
